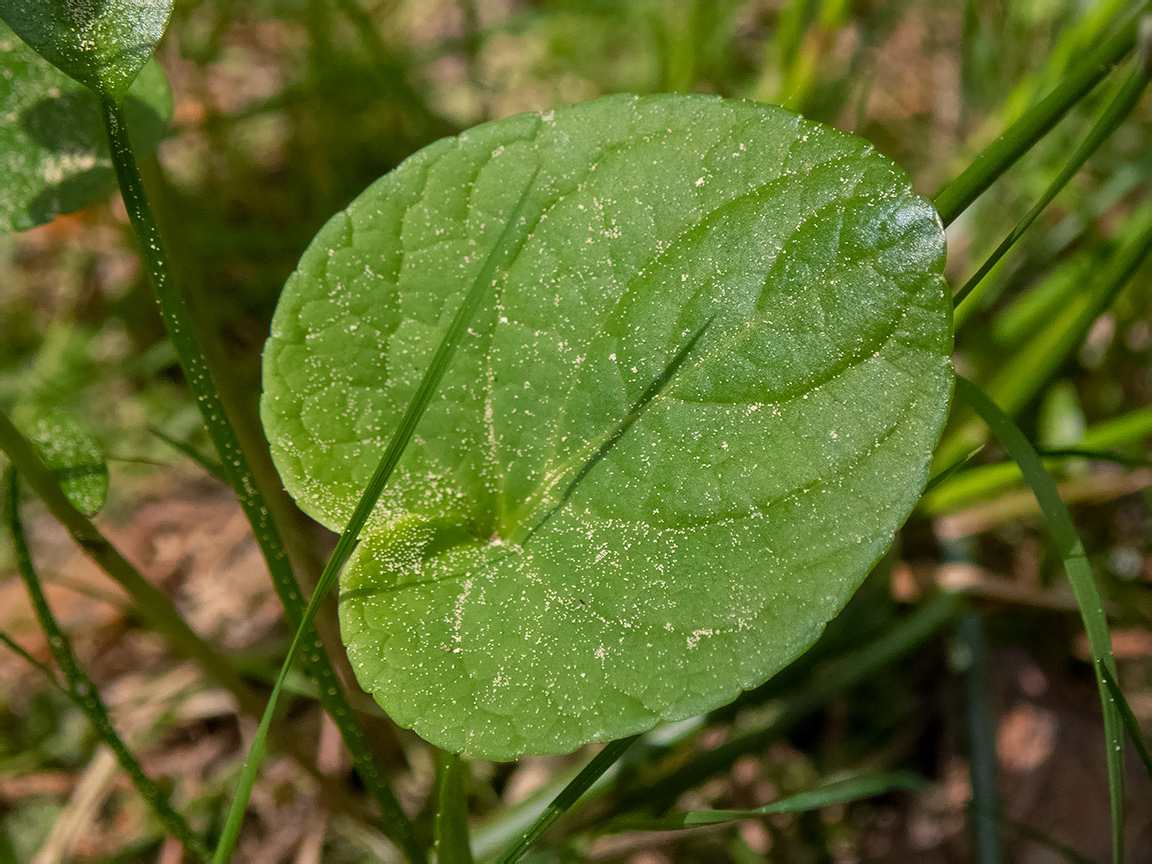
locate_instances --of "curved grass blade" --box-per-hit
[932,10,1143,227]
[607,771,925,831]
[623,591,962,814]
[0,407,253,705]
[98,97,421,861]
[0,629,62,686]
[0,398,373,832]
[1100,664,1152,782]
[925,407,1152,515]
[147,424,228,484]
[936,202,1152,470]
[210,166,539,864]
[954,376,1125,864]
[4,468,211,863]
[494,736,640,864]
[953,54,1152,310]
[434,751,474,864]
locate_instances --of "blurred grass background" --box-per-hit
[0,0,1150,861]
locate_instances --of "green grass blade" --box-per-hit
[936,202,1152,469]
[925,406,1152,515]
[953,54,1151,309]
[608,771,924,831]
[622,592,961,815]
[958,611,1002,864]
[4,468,211,864]
[147,424,229,484]
[924,446,984,495]
[932,10,1142,227]
[954,376,1125,863]
[98,97,421,859]
[434,751,474,864]
[1100,665,1152,782]
[211,166,540,864]
[0,409,375,822]
[0,628,62,687]
[494,735,640,864]
[0,407,256,709]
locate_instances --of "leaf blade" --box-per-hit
[263,93,955,760]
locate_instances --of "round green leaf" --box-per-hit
[0,21,172,232]
[24,410,108,516]
[0,0,172,104]
[261,94,954,760]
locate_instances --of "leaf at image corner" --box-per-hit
[0,20,172,232]
[0,0,173,104]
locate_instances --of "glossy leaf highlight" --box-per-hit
[0,0,172,104]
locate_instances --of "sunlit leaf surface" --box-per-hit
[262,94,953,759]
[0,21,171,231]
[0,0,172,104]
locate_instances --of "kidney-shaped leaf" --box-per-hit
[0,0,172,104]
[261,94,954,760]
[1,21,172,231]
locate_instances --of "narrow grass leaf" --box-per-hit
[924,446,984,495]
[211,167,539,864]
[1100,664,1152,782]
[98,98,421,860]
[0,407,256,707]
[937,202,1152,469]
[147,424,229,485]
[624,592,962,814]
[954,376,1124,863]
[932,11,1142,227]
[434,751,474,864]
[925,406,1152,514]
[609,771,925,831]
[0,629,62,687]
[495,736,640,864]
[953,55,1152,309]
[4,468,211,863]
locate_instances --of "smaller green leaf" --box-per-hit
[23,410,108,515]
[0,21,172,231]
[0,0,173,104]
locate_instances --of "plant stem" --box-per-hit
[0,408,250,701]
[958,611,1002,864]
[99,97,422,862]
[933,10,1142,227]
[4,468,212,863]
[434,750,474,864]
[0,408,380,825]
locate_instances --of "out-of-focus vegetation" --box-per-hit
[0,1,1150,861]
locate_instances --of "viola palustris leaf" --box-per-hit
[261,94,953,760]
